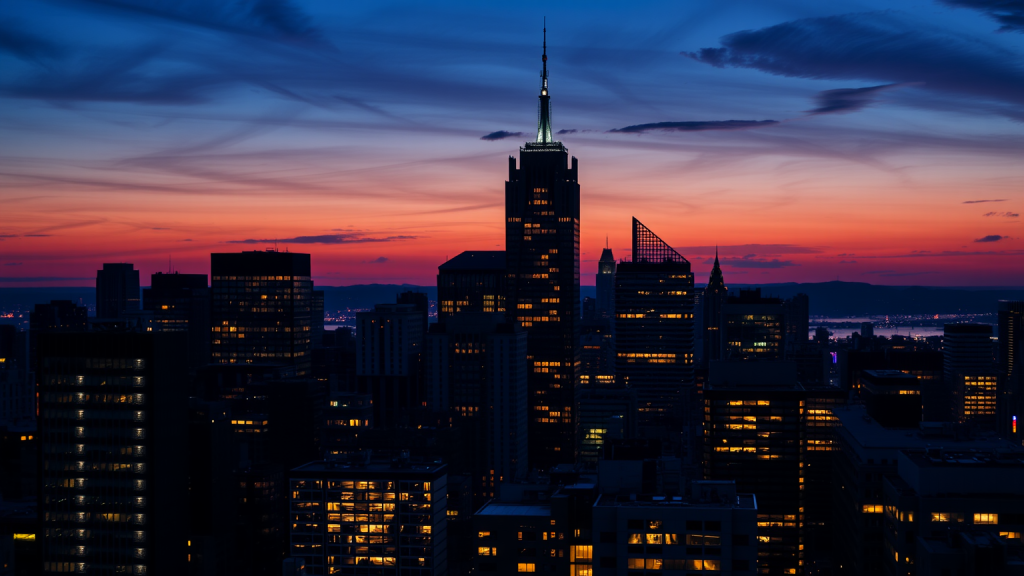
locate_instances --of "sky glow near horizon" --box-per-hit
[1,0,1023,287]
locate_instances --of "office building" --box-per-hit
[702,250,728,368]
[831,405,1020,576]
[614,218,694,428]
[425,312,528,500]
[356,303,426,428]
[721,289,785,360]
[591,481,759,575]
[142,272,210,373]
[882,448,1024,575]
[596,248,615,320]
[576,385,637,467]
[288,458,448,576]
[96,263,141,319]
[210,250,313,375]
[703,361,804,576]
[504,31,581,469]
[37,331,189,576]
[312,290,325,348]
[437,251,506,323]
[999,301,1024,444]
[0,326,30,425]
[860,369,922,428]
[944,324,996,427]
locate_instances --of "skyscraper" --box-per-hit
[722,288,785,360]
[998,301,1024,443]
[210,250,313,376]
[505,28,580,469]
[96,263,141,319]
[437,251,506,323]
[943,323,997,427]
[356,303,425,428]
[142,271,210,373]
[614,218,694,428]
[702,250,727,368]
[595,247,615,320]
[37,331,189,576]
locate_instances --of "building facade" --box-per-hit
[96,263,141,320]
[356,303,425,429]
[37,331,189,576]
[142,272,210,373]
[943,324,996,427]
[702,250,728,369]
[288,459,448,576]
[210,250,313,375]
[436,251,506,323]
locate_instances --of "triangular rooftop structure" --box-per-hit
[632,217,688,264]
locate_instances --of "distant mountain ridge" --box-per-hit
[2,281,1023,317]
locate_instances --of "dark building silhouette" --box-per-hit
[37,331,189,576]
[702,249,727,368]
[722,288,785,360]
[96,263,141,319]
[614,218,694,428]
[943,323,996,427]
[426,312,528,502]
[356,303,425,429]
[210,250,313,376]
[437,251,506,323]
[861,369,922,428]
[576,385,637,466]
[311,289,325,348]
[783,293,809,349]
[998,300,1024,444]
[1,325,31,425]
[595,247,615,320]
[142,271,210,374]
[504,30,580,470]
[703,361,803,576]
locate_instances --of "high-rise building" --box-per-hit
[721,289,785,360]
[96,263,141,319]
[0,325,31,425]
[703,361,804,576]
[37,331,189,576]
[998,301,1024,444]
[312,289,325,348]
[210,250,313,375]
[614,218,694,428]
[576,385,637,467]
[504,29,580,470]
[702,250,727,368]
[437,251,506,323]
[783,293,809,350]
[142,272,210,373]
[356,303,425,428]
[944,323,996,427]
[425,312,528,501]
[288,458,448,575]
[596,248,615,320]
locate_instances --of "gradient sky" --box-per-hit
[2,0,1023,287]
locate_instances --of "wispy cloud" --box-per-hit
[362,256,388,264]
[725,255,799,269]
[807,84,899,115]
[4,262,23,266]
[556,129,577,135]
[0,276,94,282]
[676,244,823,255]
[683,12,1024,113]
[481,130,522,141]
[964,199,1007,204]
[228,232,418,245]
[975,234,1007,242]
[984,211,1019,217]
[939,0,1024,33]
[609,120,778,134]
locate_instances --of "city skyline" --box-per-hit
[2,0,1024,288]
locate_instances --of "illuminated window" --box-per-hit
[646,533,663,544]
[570,545,592,561]
[974,513,998,525]
[931,512,950,522]
[517,563,536,572]
[478,531,491,538]
[1000,531,1021,540]
[862,504,883,514]
[478,547,496,556]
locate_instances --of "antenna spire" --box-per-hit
[536,19,553,144]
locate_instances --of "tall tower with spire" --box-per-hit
[505,24,581,470]
[702,247,728,367]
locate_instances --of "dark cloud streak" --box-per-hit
[610,120,778,134]
[480,130,522,141]
[940,0,1024,33]
[807,84,898,115]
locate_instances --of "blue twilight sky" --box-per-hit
[1,0,1023,286]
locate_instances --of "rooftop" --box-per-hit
[475,503,552,517]
[835,405,1012,450]
[438,250,506,272]
[292,459,446,476]
[594,493,757,510]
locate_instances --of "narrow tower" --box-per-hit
[702,247,728,367]
[506,25,581,470]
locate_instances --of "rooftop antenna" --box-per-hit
[606,235,609,249]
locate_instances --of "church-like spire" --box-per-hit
[536,21,554,144]
[708,245,726,292]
